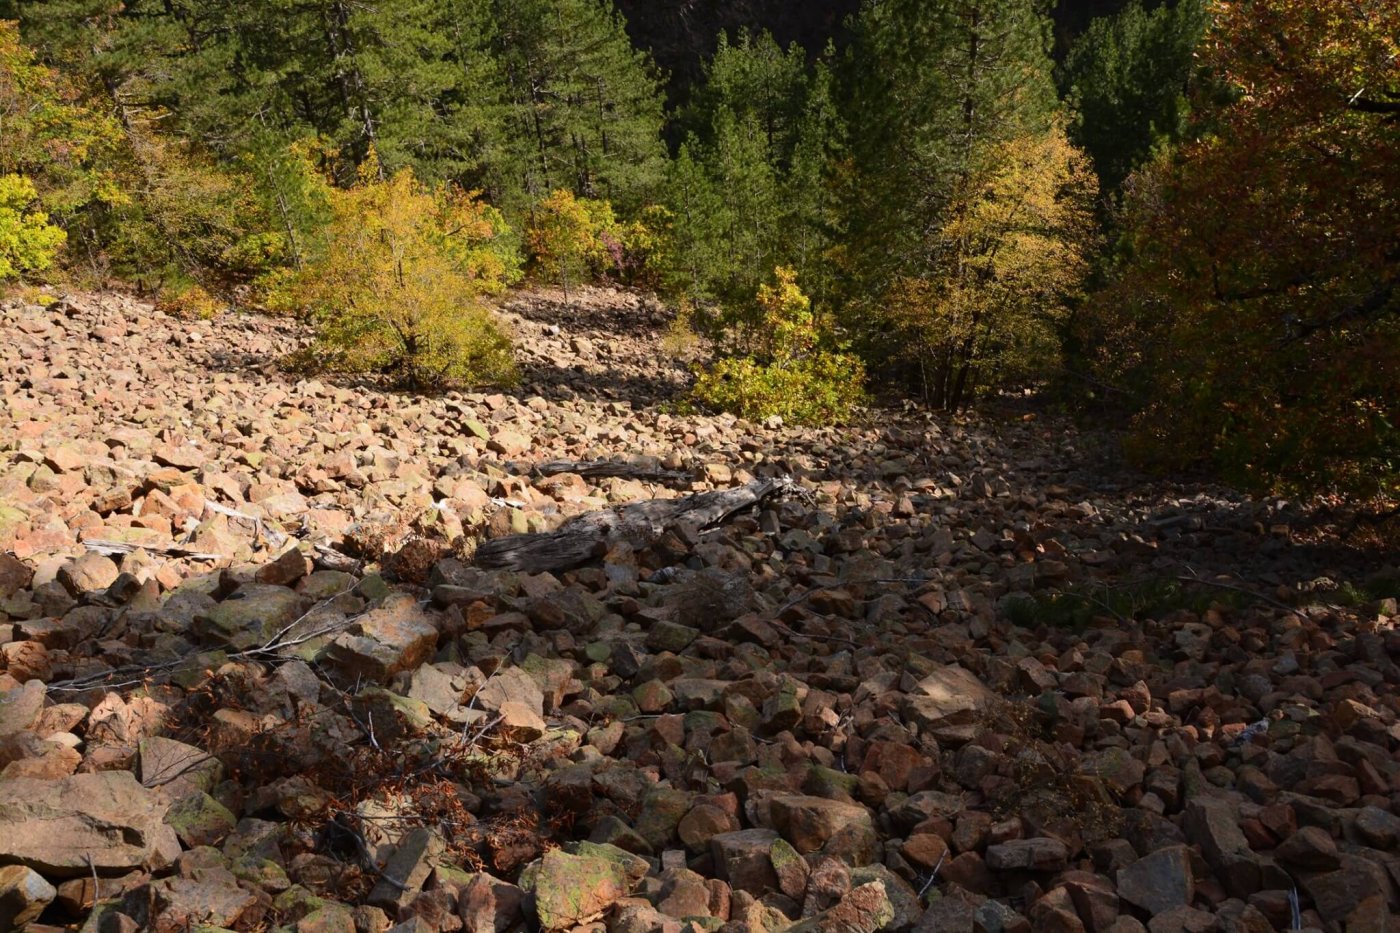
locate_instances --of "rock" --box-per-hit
[651,865,709,919]
[1353,805,1400,849]
[523,848,630,931]
[1274,826,1340,871]
[0,770,180,876]
[1146,906,1218,933]
[1086,748,1145,797]
[678,804,741,852]
[57,552,119,597]
[474,666,546,717]
[711,829,781,895]
[985,837,1070,873]
[368,827,446,913]
[197,583,313,649]
[257,546,312,586]
[914,890,980,932]
[137,873,262,929]
[0,864,57,929]
[770,795,878,863]
[165,792,238,847]
[0,553,34,598]
[139,735,223,799]
[1298,854,1391,921]
[1060,870,1119,933]
[1182,798,1266,898]
[322,594,439,684]
[789,881,895,933]
[458,873,525,933]
[974,898,1031,933]
[1116,846,1193,915]
[905,665,996,730]
[0,680,44,738]
[852,864,922,930]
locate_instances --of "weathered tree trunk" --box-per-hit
[474,477,798,573]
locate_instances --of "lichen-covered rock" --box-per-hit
[521,848,630,930]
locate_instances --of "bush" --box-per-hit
[157,284,223,321]
[692,267,864,424]
[0,174,66,279]
[274,161,518,390]
[526,190,673,294]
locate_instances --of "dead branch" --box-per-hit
[526,458,692,484]
[474,476,802,574]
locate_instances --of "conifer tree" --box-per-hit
[487,0,668,211]
[665,30,845,305]
[1059,0,1206,193]
[843,0,1085,406]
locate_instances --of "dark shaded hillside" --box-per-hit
[615,0,1142,102]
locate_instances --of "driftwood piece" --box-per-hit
[515,458,693,485]
[83,540,223,560]
[475,477,797,573]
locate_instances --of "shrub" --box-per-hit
[274,161,518,390]
[526,190,672,294]
[0,174,66,279]
[692,267,864,424]
[157,284,223,321]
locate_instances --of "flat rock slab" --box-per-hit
[0,770,180,877]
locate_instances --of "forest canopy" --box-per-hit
[0,0,1394,501]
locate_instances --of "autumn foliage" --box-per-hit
[1090,0,1400,497]
[276,162,519,390]
[877,125,1098,409]
[692,267,865,425]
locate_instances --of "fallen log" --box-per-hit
[514,457,693,485]
[475,477,799,573]
[83,540,223,561]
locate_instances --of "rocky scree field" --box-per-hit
[0,289,1398,933]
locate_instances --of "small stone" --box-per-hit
[985,837,1070,873]
[0,865,57,929]
[1117,846,1193,915]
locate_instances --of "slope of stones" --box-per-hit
[0,289,1397,933]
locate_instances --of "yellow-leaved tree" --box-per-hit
[278,160,520,390]
[0,175,66,279]
[878,124,1098,409]
[526,189,612,299]
[693,267,865,425]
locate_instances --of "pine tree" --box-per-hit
[1059,0,1206,193]
[843,0,1078,406]
[664,30,845,305]
[487,0,668,212]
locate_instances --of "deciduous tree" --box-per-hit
[1088,0,1400,497]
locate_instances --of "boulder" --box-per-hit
[0,770,180,876]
